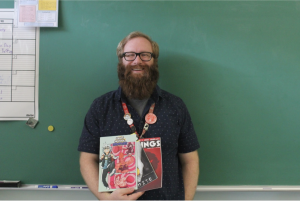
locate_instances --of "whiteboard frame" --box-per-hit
[2,185,300,191]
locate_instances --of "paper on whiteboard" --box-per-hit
[0,9,39,121]
[15,0,58,27]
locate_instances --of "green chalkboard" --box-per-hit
[1,1,300,185]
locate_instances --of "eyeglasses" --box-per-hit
[122,52,153,61]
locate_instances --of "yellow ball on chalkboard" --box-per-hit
[48,125,54,132]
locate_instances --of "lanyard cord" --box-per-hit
[122,102,156,139]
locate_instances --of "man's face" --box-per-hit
[122,37,154,76]
[118,36,159,99]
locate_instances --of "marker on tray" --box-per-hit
[65,186,88,189]
[35,185,58,188]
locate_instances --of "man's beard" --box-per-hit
[118,61,159,100]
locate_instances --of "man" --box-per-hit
[78,31,200,200]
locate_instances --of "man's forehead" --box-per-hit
[123,37,152,52]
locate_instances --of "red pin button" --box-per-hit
[145,113,157,124]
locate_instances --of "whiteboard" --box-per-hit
[0,9,39,120]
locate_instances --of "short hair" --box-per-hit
[116,31,159,61]
[102,143,111,153]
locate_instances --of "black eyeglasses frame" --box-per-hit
[121,52,153,61]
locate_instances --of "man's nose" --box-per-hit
[132,54,143,65]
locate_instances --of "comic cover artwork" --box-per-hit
[98,134,137,192]
[136,140,158,191]
[136,137,162,192]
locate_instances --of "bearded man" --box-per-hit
[78,31,200,200]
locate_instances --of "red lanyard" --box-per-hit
[122,102,157,139]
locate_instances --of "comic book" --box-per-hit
[136,140,158,190]
[136,137,162,192]
[98,134,137,192]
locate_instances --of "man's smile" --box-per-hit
[131,68,144,74]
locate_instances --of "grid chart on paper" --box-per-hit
[0,17,37,119]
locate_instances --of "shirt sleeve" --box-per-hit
[178,99,200,153]
[77,99,101,154]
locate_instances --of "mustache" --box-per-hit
[130,64,147,69]
[125,64,149,76]
[118,63,151,80]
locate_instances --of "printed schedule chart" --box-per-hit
[0,9,39,120]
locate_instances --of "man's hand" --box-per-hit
[90,187,144,200]
[108,188,144,200]
[80,152,144,200]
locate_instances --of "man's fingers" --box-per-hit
[110,188,144,200]
[127,191,145,200]
[117,187,135,195]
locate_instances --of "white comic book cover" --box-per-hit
[98,134,137,192]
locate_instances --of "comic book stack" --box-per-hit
[98,134,162,192]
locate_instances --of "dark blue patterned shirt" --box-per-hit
[78,85,200,200]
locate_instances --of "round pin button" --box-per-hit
[127,118,133,125]
[124,113,131,120]
[145,113,157,124]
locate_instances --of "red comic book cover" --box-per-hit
[136,141,158,190]
[136,137,162,192]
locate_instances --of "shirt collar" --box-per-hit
[115,85,162,103]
